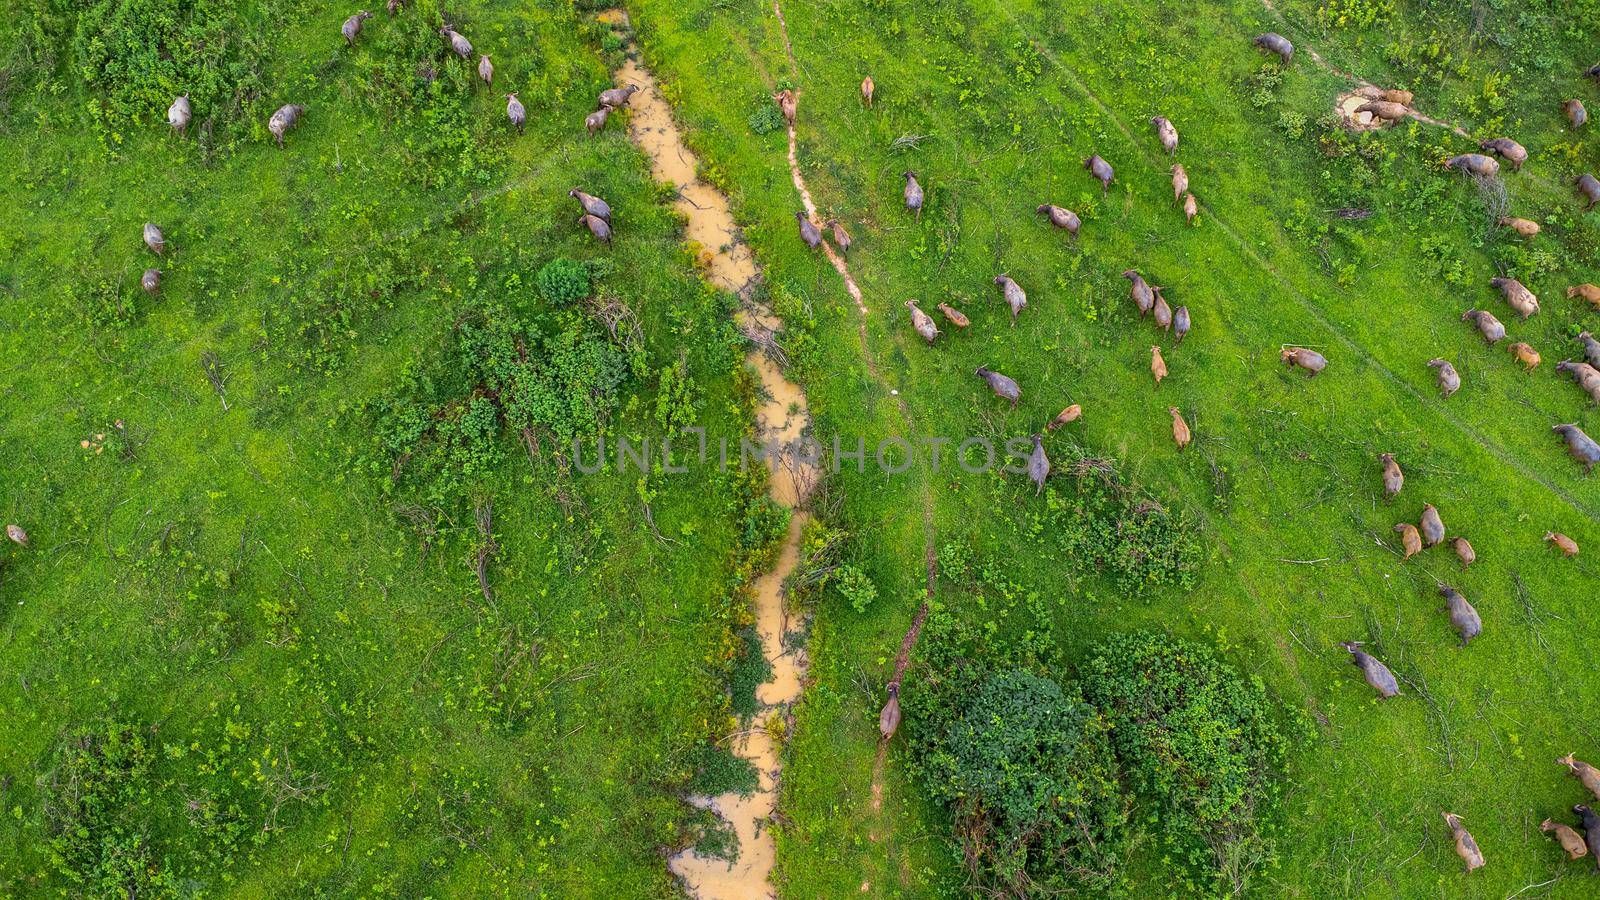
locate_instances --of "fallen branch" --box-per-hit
[472,495,498,612]
[200,351,230,411]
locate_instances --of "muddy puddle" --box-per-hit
[1335,91,1385,132]
[598,10,818,898]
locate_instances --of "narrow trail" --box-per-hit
[1000,8,1600,521]
[599,12,817,898]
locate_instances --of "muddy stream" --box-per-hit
[598,10,819,898]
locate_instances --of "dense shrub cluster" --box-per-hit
[909,627,1291,896]
[42,722,172,895]
[1082,632,1293,894]
[746,97,784,136]
[376,301,633,513]
[536,257,592,307]
[912,661,1129,895]
[350,0,505,187]
[73,0,274,150]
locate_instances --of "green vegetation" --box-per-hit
[8,0,1600,896]
[623,0,1600,895]
[1082,632,1297,893]
[0,0,775,894]
[908,628,1130,895]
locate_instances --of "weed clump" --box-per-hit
[41,721,171,894]
[746,98,783,136]
[684,744,758,797]
[727,625,771,720]
[1044,449,1203,596]
[536,257,592,307]
[73,0,271,152]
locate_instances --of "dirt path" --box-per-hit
[599,12,818,898]
[1257,0,1474,139]
[1000,9,1599,521]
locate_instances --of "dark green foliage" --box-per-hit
[727,625,770,720]
[684,743,758,797]
[746,98,783,136]
[73,0,274,151]
[907,637,1130,895]
[350,0,505,187]
[1082,633,1292,893]
[1044,449,1202,596]
[536,257,592,307]
[41,722,171,895]
[2,0,78,109]
[377,303,631,516]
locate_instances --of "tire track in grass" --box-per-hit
[993,4,1600,520]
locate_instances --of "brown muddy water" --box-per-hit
[598,10,818,898]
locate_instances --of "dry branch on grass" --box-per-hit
[472,495,498,612]
[200,351,230,411]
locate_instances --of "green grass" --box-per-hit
[624,0,1600,895]
[0,0,777,895]
[9,0,1600,896]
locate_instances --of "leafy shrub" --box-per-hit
[832,563,877,613]
[537,257,592,307]
[1276,109,1308,140]
[376,304,632,521]
[1043,449,1202,595]
[727,625,770,720]
[652,354,700,433]
[909,652,1130,894]
[73,0,272,152]
[41,721,174,895]
[1081,633,1292,893]
[684,744,758,796]
[1316,0,1394,29]
[747,99,783,136]
[3,0,79,110]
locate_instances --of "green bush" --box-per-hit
[375,304,631,521]
[685,744,758,796]
[1081,632,1291,894]
[727,625,770,720]
[41,722,175,895]
[73,0,272,151]
[1043,450,1202,596]
[909,660,1130,894]
[832,563,877,613]
[537,258,592,307]
[747,101,784,136]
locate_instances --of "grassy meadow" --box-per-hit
[623,0,1600,895]
[1,0,781,895]
[6,0,1600,897]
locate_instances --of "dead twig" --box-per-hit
[200,351,230,411]
[472,495,498,612]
